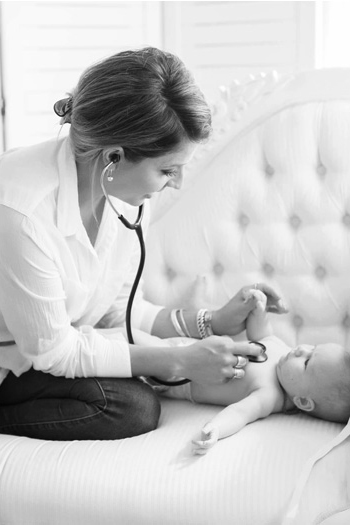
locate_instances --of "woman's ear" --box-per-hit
[293,396,315,412]
[103,147,124,164]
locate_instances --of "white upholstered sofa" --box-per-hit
[1,68,350,525]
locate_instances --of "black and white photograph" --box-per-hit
[0,1,349,524]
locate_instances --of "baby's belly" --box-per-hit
[191,379,252,406]
[191,335,289,406]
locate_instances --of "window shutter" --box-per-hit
[1,1,161,149]
[163,1,316,100]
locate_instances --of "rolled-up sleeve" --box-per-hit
[0,205,132,378]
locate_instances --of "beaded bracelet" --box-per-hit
[196,309,214,338]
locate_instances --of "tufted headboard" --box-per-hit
[144,68,350,349]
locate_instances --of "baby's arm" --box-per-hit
[245,289,273,341]
[192,387,278,455]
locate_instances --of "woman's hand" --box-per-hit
[175,335,264,384]
[211,283,288,337]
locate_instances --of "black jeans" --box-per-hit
[0,369,160,440]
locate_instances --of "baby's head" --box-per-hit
[276,342,350,423]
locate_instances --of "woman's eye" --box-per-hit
[163,170,177,178]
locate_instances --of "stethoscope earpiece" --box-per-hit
[110,152,120,164]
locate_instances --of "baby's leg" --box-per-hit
[244,290,273,340]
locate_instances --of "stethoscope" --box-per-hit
[0,159,267,378]
[100,156,190,386]
[100,156,267,386]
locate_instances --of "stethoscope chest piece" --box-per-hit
[247,341,268,362]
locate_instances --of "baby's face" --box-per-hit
[276,342,347,401]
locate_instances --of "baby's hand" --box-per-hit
[192,423,219,455]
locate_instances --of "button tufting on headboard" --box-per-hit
[165,267,176,281]
[144,69,350,348]
[262,263,274,276]
[342,314,350,329]
[290,215,302,230]
[293,315,304,328]
[316,164,327,177]
[342,213,350,227]
[315,266,327,280]
[213,262,224,276]
[265,164,275,177]
[238,213,250,228]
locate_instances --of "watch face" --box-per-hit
[248,341,268,363]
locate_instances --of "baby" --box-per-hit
[161,290,350,454]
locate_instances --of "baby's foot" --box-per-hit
[245,289,272,340]
[243,289,267,314]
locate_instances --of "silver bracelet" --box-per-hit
[196,309,214,339]
[170,309,186,337]
[178,309,192,338]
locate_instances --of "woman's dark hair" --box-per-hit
[54,47,212,163]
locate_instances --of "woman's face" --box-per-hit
[106,140,198,206]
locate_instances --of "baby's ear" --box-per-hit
[293,396,315,412]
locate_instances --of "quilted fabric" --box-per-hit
[145,70,350,350]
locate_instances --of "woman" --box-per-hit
[0,47,286,440]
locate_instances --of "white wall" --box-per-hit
[0,0,337,151]
[162,1,317,101]
[321,1,350,68]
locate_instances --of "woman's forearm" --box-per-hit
[151,308,200,339]
[151,295,262,340]
[129,343,182,377]
[131,330,265,383]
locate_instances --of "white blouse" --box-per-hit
[0,137,162,384]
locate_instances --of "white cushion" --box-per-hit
[0,399,343,525]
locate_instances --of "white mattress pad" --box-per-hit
[0,398,345,525]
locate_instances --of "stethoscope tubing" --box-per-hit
[0,163,267,382]
[100,161,144,230]
[101,160,190,386]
